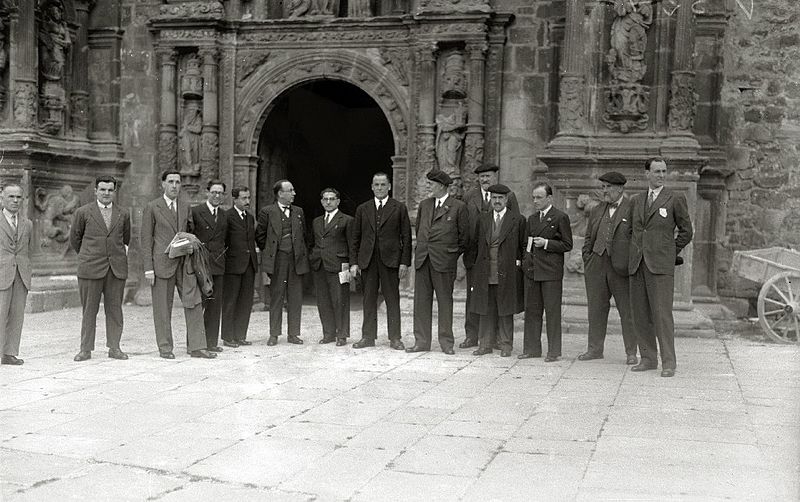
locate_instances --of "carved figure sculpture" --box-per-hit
[0,12,8,109]
[348,0,371,17]
[435,103,467,176]
[606,0,653,83]
[310,0,336,15]
[179,102,203,176]
[38,0,71,134]
[441,53,467,99]
[35,185,80,250]
[287,0,312,17]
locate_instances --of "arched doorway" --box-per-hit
[256,80,395,221]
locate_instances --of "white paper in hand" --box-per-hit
[526,236,534,253]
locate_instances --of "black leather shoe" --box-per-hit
[74,351,91,362]
[517,353,535,360]
[661,369,675,377]
[207,346,223,353]
[500,350,511,357]
[160,352,175,360]
[336,338,347,346]
[108,348,128,360]
[287,335,303,345]
[267,336,278,346]
[319,337,336,344]
[237,340,252,346]
[190,349,217,359]
[577,352,603,361]
[405,344,428,353]
[352,338,375,349]
[459,339,478,349]
[223,340,239,348]
[626,355,638,365]
[1,355,23,365]
[544,356,559,362]
[631,362,657,372]
[390,339,406,350]
[442,348,455,355]
[472,348,493,356]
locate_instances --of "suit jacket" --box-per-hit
[582,197,633,277]
[463,187,519,269]
[469,211,526,316]
[191,204,228,276]
[255,203,310,275]
[309,211,353,273]
[140,196,194,279]
[225,207,258,274]
[522,207,573,282]
[350,198,412,270]
[414,196,469,274]
[70,202,131,280]
[629,188,693,276]
[0,213,32,290]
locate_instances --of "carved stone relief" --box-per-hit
[158,1,225,19]
[558,75,584,132]
[348,0,371,17]
[34,184,80,257]
[13,81,37,129]
[236,51,271,86]
[418,0,490,11]
[0,11,7,111]
[379,48,411,87]
[38,0,71,134]
[668,70,697,133]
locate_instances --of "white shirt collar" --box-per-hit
[206,201,218,214]
[235,206,246,217]
[97,201,113,210]
[612,195,624,206]
[540,205,553,217]
[163,194,177,207]
[481,188,490,200]
[493,207,507,219]
[375,196,388,209]
[649,186,664,198]
[2,208,16,223]
[435,193,449,206]
[325,209,339,220]
[278,202,290,212]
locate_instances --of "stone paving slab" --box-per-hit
[0,304,798,501]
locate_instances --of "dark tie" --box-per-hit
[539,211,545,222]
[647,191,656,208]
[213,208,217,222]
[485,192,490,204]
[377,200,383,225]
[494,212,502,231]
[10,214,17,236]
[324,213,331,228]
[100,205,112,229]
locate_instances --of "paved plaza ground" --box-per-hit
[1,303,798,501]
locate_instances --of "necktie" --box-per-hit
[648,191,656,207]
[539,211,545,221]
[169,201,176,213]
[213,208,217,222]
[10,214,17,236]
[100,205,112,229]
[485,192,490,204]
[377,200,383,212]
[494,212,502,230]
[324,213,330,227]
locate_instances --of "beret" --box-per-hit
[599,171,627,185]
[474,164,500,174]
[487,183,510,194]
[426,170,452,186]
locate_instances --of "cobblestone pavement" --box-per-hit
[1,304,798,501]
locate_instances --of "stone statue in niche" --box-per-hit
[348,0,371,17]
[0,11,7,110]
[179,101,203,176]
[287,0,312,17]
[441,53,467,99]
[34,185,80,256]
[435,101,467,177]
[38,0,71,134]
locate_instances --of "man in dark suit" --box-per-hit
[0,183,32,366]
[222,186,258,347]
[460,164,520,349]
[141,170,216,360]
[309,188,353,346]
[579,171,638,365]
[629,158,693,377]
[407,170,469,354]
[468,184,525,357]
[350,172,412,350]
[255,179,309,346]
[191,179,228,352]
[70,175,131,362]
[520,182,573,362]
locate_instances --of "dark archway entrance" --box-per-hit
[256,80,395,221]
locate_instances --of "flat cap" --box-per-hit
[487,183,510,194]
[599,171,627,185]
[426,170,452,186]
[474,164,500,174]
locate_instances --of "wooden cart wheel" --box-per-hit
[757,271,800,344]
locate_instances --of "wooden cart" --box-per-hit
[732,247,800,344]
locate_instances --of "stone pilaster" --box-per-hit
[414,42,437,210]
[157,49,178,174]
[666,0,700,152]
[463,41,487,189]
[199,48,219,181]
[10,0,37,129]
[551,0,586,152]
[70,0,91,136]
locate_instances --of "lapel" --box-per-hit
[327,211,344,235]
[366,200,377,231]
[198,203,216,229]
[379,198,395,228]
[321,211,335,236]
[497,212,514,244]
[290,205,302,235]
[646,189,670,221]
[433,198,449,222]
[0,212,15,242]
[89,203,107,233]
[158,197,178,233]
[610,197,628,233]
[109,206,123,233]
[483,213,493,245]
[533,210,549,236]
[270,203,282,235]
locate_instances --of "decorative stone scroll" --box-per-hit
[158,1,225,19]
[417,0,490,13]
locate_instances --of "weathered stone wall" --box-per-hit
[717,0,800,306]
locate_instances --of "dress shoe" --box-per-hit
[207,346,223,353]
[390,339,406,350]
[517,353,536,360]
[336,338,347,347]
[352,338,375,349]
[631,362,657,372]
[544,356,559,363]
[1,355,23,365]
[159,351,175,360]
[500,350,511,357]
[626,355,638,365]
[74,351,91,362]
[108,348,128,360]
[237,340,253,346]
[405,345,429,353]
[223,340,239,348]
[287,335,304,345]
[267,336,278,346]
[319,337,336,344]
[190,349,217,359]
[472,348,493,356]
[577,352,603,361]
[661,369,675,378]
[442,347,455,355]
[458,339,478,349]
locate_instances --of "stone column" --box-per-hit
[10,0,37,129]
[199,48,220,181]
[463,41,487,189]
[413,42,437,210]
[70,0,91,136]
[157,49,178,173]
[555,0,585,138]
[666,0,699,150]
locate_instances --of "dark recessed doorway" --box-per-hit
[256,80,395,221]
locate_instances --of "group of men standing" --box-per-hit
[0,157,691,377]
